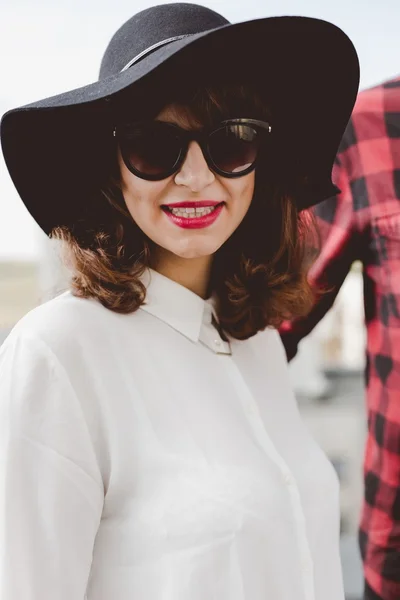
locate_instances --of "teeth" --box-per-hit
[169,205,219,218]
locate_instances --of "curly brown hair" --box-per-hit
[52,82,319,341]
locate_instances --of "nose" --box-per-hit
[174,141,215,192]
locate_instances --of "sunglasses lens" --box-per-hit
[208,124,261,174]
[120,122,181,178]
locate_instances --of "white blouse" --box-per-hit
[0,268,344,600]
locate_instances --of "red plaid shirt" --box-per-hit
[280,75,400,600]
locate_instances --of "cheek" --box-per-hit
[228,173,255,213]
[119,160,166,218]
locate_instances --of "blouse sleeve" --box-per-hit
[0,328,104,600]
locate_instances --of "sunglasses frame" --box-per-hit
[113,118,272,181]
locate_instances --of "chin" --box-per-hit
[170,239,223,260]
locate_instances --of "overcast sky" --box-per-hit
[1,0,399,260]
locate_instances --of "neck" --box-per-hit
[150,249,213,299]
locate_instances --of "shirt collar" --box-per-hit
[139,268,216,343]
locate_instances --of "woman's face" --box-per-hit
[118,104,255,261]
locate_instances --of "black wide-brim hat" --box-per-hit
[1,3,359,236]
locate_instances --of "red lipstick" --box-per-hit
[164,200,221,208]
[162,201,225,229]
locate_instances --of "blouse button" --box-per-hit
[283,472,295,487]
[214,339,222,347]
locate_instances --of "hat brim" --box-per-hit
[1,16,359,235]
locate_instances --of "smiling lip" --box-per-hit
[162,201,225,229]
[163,200,221,208]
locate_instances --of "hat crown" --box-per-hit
[99,3,229,79]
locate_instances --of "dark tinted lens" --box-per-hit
[120,122,182,177]
[208,124,260,174]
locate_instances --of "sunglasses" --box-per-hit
[113,118,272,181]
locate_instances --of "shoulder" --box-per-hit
[352,82,384,116]
[333,80,390,184]
[3,291,134,362]
[246,326,288,365]
[354,76,400,116]
[8,291,106,338]
[352,74,400,117]
[341,77,399,150]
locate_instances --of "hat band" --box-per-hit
[120,34,192,72]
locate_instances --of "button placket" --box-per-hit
[301,555,313,574]
[220,356,316,600]
[283,471,296,487]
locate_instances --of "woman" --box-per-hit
[0,4,359,600]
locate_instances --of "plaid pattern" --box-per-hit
[280,75,400,600]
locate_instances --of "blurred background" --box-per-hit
[2,1,400,598]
